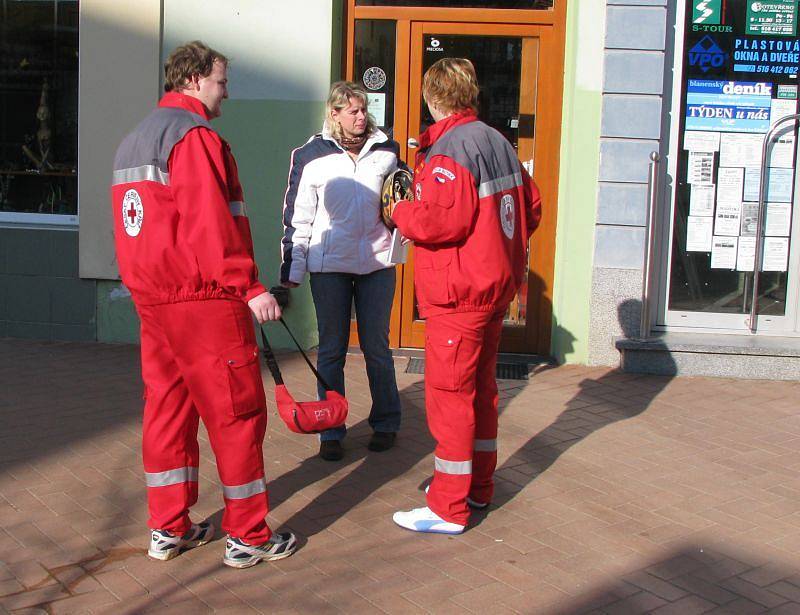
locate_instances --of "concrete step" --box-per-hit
[616,332,800,380]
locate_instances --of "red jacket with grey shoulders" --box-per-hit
[392,112,542,318]
[110,92,266,306]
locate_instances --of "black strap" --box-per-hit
[259,318,333,391]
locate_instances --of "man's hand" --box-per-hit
[282,281,300,288]
[248,291,282,323]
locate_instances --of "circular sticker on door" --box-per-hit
[500,194,515,239]
[122,189,144,237]
[363,67,387,91]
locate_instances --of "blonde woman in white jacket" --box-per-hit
[280,81,402,461]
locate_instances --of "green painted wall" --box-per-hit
[549,1,604,364]
[217,99,325,350]
[96,280,139,343]
[0,228,96,341]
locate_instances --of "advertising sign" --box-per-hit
[675,0,798,274]
[746,0,797,36]
[685,80,772,133]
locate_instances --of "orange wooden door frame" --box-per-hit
[345,1,566,355]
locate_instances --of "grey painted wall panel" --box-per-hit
[601,95,662,139]
[599,139,659,183]
[597,182,648,226]
[606,6,667,51]
[603,50,665,94]
[594,225,646,270]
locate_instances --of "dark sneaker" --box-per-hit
[319,439,344,461]
[368,431,396,452]
[223,532,298,568]
[147,521,214,561]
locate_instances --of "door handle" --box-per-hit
[407,138,419,148]
[522,159,534,177]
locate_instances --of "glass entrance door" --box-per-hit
[347,7,565,354]
[399,22,546,352]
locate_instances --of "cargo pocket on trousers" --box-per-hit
[222,344,267,417]
[425,333,462,391]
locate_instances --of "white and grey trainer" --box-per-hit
[147,521,214,561]
[223,532,298,569]
[393,506,465,535]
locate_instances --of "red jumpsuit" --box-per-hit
[393,112,542,526]
[111,92,272,543]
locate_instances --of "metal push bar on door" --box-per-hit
[749,113,800,334]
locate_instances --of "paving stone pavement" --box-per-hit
[2,336,800,614]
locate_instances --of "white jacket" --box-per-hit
[280,127,401,283]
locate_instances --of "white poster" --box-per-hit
[719,133,764,167]
[683,131,721,152]
[367,93,386,127]
[710,236,738,269]
[743,167,794,202]
[763,237,790,271]
[769,134,796,168]
[716,167,744,203]
[765,202,792,236]
[736,236,756,271]
[768,98,798,168]
[770,98,797,124]
[690,184,716,217]
[688,151,714,185]
[687,215,714,252]
[715,201,742,236]
[740,202,759,236]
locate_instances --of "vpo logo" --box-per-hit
[688,35,727,72]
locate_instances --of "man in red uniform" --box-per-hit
[111,41,297,567]
[391,58,542,534]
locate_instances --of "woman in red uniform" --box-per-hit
[391,58,542,534]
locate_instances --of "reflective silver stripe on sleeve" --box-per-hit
[222,477,266,500]
[434,457,472,475]
[229,201,247,217]
[477,171,523,199]
[112,165,169,186]
[474,439,497,452]
[145,466,198,487]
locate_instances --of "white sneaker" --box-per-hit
[424,485,489,510]
[147,521,214,561]
[392,507,465,534]
[223,532,298,568]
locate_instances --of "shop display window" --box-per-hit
[0,0,78,222]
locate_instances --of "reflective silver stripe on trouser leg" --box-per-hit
[222,477,267,499]
[112,165,169,186]
[229,201,247,217]
[473,439,497,452]
[145,466,199,487]
[434,457,472,475]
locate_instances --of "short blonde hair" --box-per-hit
[323,81,377,140]
[164,41,228,92]
[422,58,479,115]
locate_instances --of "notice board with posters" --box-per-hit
[669,0,799,314]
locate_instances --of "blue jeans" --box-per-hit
[310,267,401,441]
